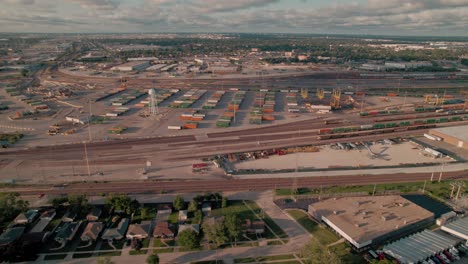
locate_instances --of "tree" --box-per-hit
[173,195,185,211]
[96,256,114,264]
[146,254,159,264]
[224,214,242,245]
[177,229,199,250]
[105,194,140,215]
[221,197,228,208]
[68,195,90,217]
[188,199,198,212]
[193,210,203,224]
[140,207,149,220]
[301,239,341,264]
[0,192,29,225]
[20,69,29,77]
[202,218,227,247]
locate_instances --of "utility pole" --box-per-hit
[430,171,434,182]
[438,163,445,182]
[372,183,377,196]
[422,180,427,193]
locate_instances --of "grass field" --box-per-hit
[286,209,339,245]
[329,243,365,264]
[43,254,67,260]
[234,254,297,263]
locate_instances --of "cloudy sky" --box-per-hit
[0,0,467,36]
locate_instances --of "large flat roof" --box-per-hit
[430,125,468,142]
[309,195,434,245]
[441,217,468,240]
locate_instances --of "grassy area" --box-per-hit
[211,200,256,219]
[72,253,93,259]
[276,181,467,201]
[153,248,174,253]
[245,201,288,239]
[43,254,67,260]
[153,239,167,247]
[168,212,179,224]
[267,240,283,245]
[286,209,339,245]
[129,249,148,255]
[96,251,121,257]
[329,243,365,264]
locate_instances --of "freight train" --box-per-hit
[317,115,467,140]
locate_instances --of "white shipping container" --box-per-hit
[289,89,299,93]
[287,103,298,106]
[361,124,373,129]
[280,90,289,93]
[168,126,182,130]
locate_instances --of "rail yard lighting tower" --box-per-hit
[148,88,158,117]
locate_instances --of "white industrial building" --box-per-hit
[111,61,150,71]
[441,217,468,241]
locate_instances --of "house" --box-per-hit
[101,218,130,241]
[30,209,56,233]
[153,221,174,238]
[81,222,104,242]
[54,222,82,244]
[13,210,39,225]
[202,202,212,215]
[178,210,188,222]
[244,219,265,234]
[0,227,25,246]
[62,211,77,222]
[156,204,172,222]
[126,221,152,240]
[86,208,102,222]
[178,224,200,235]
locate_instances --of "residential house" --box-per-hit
[54,222,82,244]
[62,211,77,222]
[178,224,200,235]
[244,219,265,234]
[126,221,152,240]
[86,208,102,222]
[101,218,130,241]
[30,209,56,233]
[153,221,174,238]
[81,222,103,242]
[156,204,172,222]
[0,227,25,247]
[202,202,212,215]
[178,210,188,222]
[13,210,39,225]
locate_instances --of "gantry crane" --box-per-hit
[330,88,341,109]
[316,88,325,100]
[300,88,309,100]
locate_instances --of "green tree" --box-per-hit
[188,199,198,212]
[221,197,228,208]
[177,229,199,250]
[68,195,90,217]
[106,194,139,214]
[0,193,29,226]
[193,210,203,224]
[140,207,149,220]
[173,195,185,211]
[224,214,242,245]
[202,218,227,247]
[146,254,159,264]
[301,239,341,264]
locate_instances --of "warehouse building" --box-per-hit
[111,61,150,72]
[383,229,459,264]
[441,217,468,241]
[308,195,434,249]
[429,125,468,149]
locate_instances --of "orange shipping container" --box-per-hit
[183,123,198,129]
[262,115,275,121]
[228,105,240,111]
[387,93,398,97]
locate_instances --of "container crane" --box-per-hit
[316,88,325,100]
[330,88,341,109]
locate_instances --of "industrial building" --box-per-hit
[441,217,468,241]
[308,195,434,249]
[111,61,150,72]
[429,125,468,149]
[383,229,459,264]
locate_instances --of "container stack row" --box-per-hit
[286,92,300,113]
[170,89,206,108]
[217,91,246,128]
[203,91,225,109]
[110,90,146,106]
[135,88,179,108]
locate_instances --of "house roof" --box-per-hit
[14,210,38,223]
[102,218,130,240]
[87,208,102,218]
[81,222,104,241]
[178,224,200,234]
[0,227,25,245]
[55,222,80,240]
[179,210,188,219]
[153,221,174,236]
[62,211,77,221]
[40,209,56,219]
[127,221,151,237]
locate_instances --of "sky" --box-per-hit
[0,0,467,36]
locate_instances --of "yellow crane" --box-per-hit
[300,88,309,99]
[316,88,325,100]
[330,88,341,109]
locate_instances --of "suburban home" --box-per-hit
[101,218,130,241]
[244,219,265,234]
[156,204,173,222]
[202,202,212,215]
[126,221,152,240]
[153,221,174,238]
[178,224,200,235]
[54,222,82,244]
[30,209,57,233]
[62,211,77,222]
[0,227,25,247]
[86,208,102,222]
[13,210,39,225]
[178,210,188,222]
[81,222,104,242]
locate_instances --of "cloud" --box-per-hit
[0,0,467,35]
